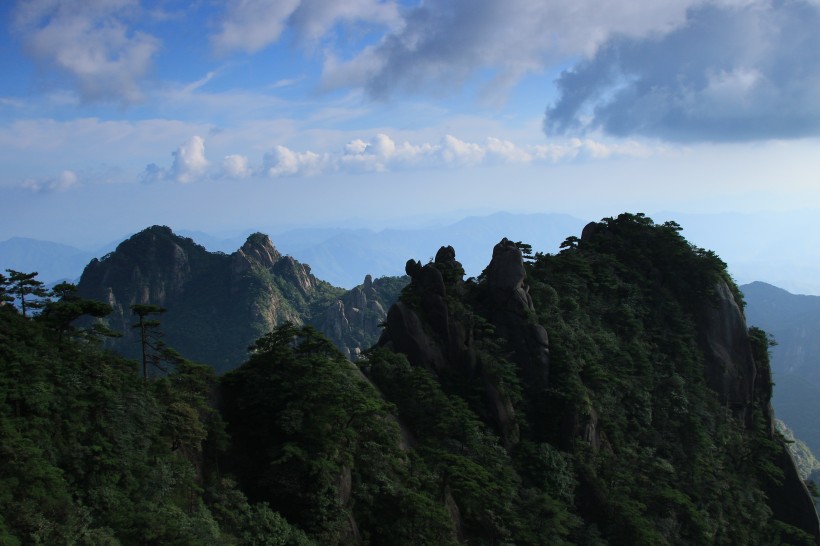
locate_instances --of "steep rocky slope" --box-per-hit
[742,281,820,461]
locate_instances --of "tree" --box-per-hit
[38,282,116,344]
[0,273,14,306]
[5,269,48,318]
[131,304,180,379]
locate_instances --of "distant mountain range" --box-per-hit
[742,281,820,457]
[1,212,586,288]
[0,237,104,284]
[6,210,820,294]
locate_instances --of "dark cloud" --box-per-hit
[322,0,699,101]
[544,1,820,142]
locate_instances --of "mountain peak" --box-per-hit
[234,232,281,270]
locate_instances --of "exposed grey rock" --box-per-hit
[483,238,550,397]
[698,280,757,425]
[379,244,520,447]
[316,274,402,360]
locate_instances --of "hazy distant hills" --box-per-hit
[742,281,820,455]
[667,211,820,295]
[0,237,99,283]
[6,210,820,293]
[272,212,587,288]
[1,212,587,288]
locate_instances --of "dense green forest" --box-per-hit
[1,214,818,544]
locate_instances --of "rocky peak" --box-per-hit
[482,238,550,401]
[381,244,520,447]
[232,233,282,274]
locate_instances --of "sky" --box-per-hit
[2,0,820,269]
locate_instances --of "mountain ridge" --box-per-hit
[75,225,398,372]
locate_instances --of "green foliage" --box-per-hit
[37,281,117,345]
[222,324,456,545]
[519,213,805,544]
[0,298,295,545]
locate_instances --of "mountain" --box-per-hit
[742,281,820,456]
[0,237,97,283]
[3,213,818,544]
[76,225,404,371]
[359,214,819,544]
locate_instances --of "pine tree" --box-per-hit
[4,269,48,318]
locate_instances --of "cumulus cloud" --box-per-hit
[263,145,329,177]
[171,136,209,183]
[136,132,658,183]
[264,133,654,177]
[207,0,818,142]
[544,1,820,142]
[212,0,400,54]
[142,136,209,184]
[221,154,251,178]
[13,0,160,103]
[22,170,79,192]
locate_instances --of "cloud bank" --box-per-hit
[543,1,820,142]
[22,170,79,192]
[321,0,701,100]
[137,133,656,183]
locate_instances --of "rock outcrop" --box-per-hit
[698,279,820,542]
[379,243,520,448]
[698,279,758,426]
[317,274,397,360]
[482,238,550,398]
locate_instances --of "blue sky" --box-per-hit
[2,0,820,253]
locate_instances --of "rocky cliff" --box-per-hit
[315,273,407,360]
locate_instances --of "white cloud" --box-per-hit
[221,154,251,178]
[141,136,210,184]
[22,169,79,192]
[321,0,705,99]
[263,145,329,177]
[171,136,209,183]
[13,0,159,103]
[212,0,301,54]
[264,133,659,177]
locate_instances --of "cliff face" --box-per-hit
[78,226,344,372]
[368,214,820,544]
[316,274,406,360]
